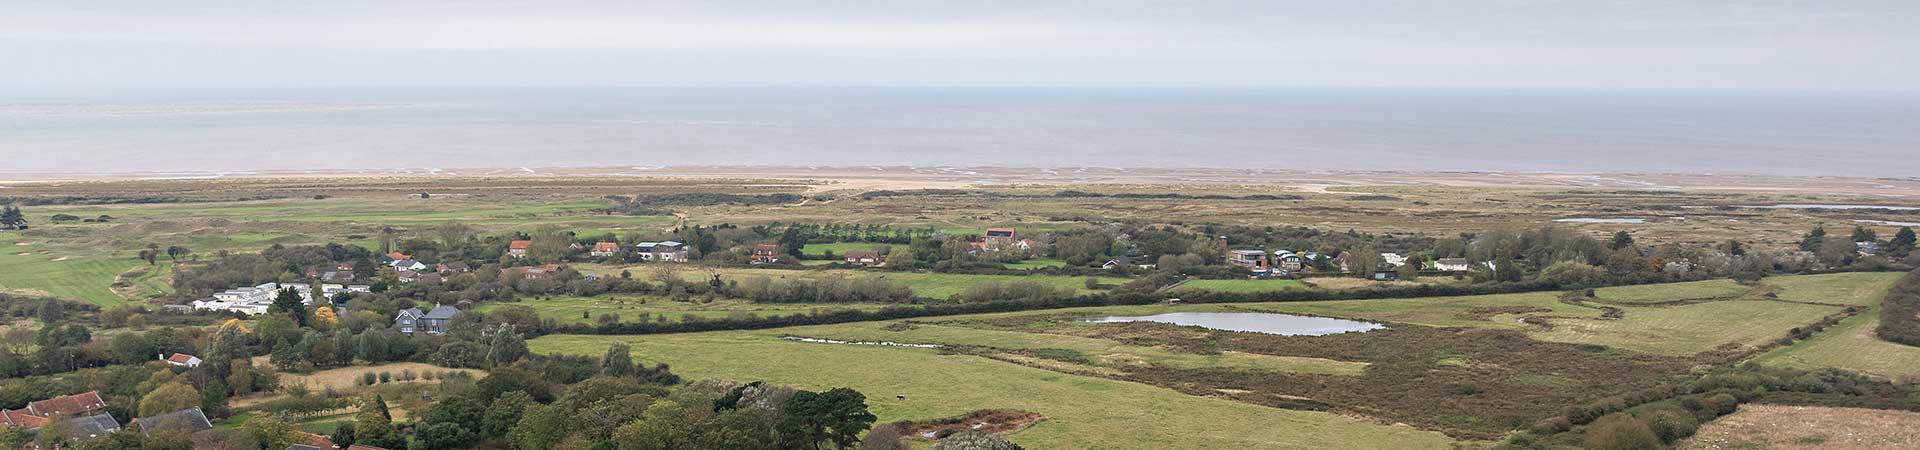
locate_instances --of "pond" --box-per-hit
[1084,312,1384,336]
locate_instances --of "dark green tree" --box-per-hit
[1891,227,1916,257]
[1726,240,1746,257]
[1609,231,1635,251]
[1852,225,1879,243]
[779,388,877,450]
[269,288,307,327]
[1800,226,1827,252]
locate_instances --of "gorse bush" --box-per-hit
[1875,269,1920,346]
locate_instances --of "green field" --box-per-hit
[1533,300,1841,356]
[477,295,896,324]
[529,332,1461,450]
[798,242,909,258]
[786,321,1368,376]
[1765,272,1904,306]
[1591,279,1751,304]
[1177,278,1309,293]
[1002,258,1069,270]
[1755,313,1920,382]
[574,265,1127,299]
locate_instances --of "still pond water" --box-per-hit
[1084,312,1384,336]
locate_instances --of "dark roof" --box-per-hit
[424,304,461,320]
[134,407,213,437]
[398,308,424,319]
[69,413,121,439]
[287,445,326,450]
[439,261,471,271]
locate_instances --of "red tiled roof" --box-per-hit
[296,431,337,449]
[386,251,411,260]
[593,242,620,252]
[28,391,105,417]
[166,353,198,364]
[509,240,532,250]
[2,409,46,429]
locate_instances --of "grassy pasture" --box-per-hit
[797,242,909,258]
[1756,313,1920,382]
[1679,404,1920,450]
[1177,278,1309,293]
[477,295,896,325]
[528,332,1463,450]
[575,264,1127,299]
[1765,272,1904,306]
[1002,258,1069,270]
[1532,300,1841,356]
[1591,279,1751,304]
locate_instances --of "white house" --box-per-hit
[390,259,428,271]
[161,353,202,368]
[1433,258,1472,272]
[1381,253,1408,268]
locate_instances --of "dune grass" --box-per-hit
[529,332,1461,450]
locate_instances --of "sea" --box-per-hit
[2,86,1916,177]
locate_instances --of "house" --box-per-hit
[1858,241,1883,256]
[28,391,107,417]
[652,241,689,262]
[751,244,782,264]
[390,259,427,271]
[843,250,883,266]
[133,407,213,437]
[1372,269,1400,281]
[320,271,356,283]
[398,271,442,284]
[66,413,122,441]
[1381,253,1408,268]
[287,431,337,450]
[1434,258,1472,272]
[1227,250,1268,271]
[385,251,412,261]
[437,261,471,274]
[162,353,202,368]
[1102,259,1124,269]
[396,304,461,335]
[347,284,372,293]
[508,240,532,258]
[591,242,622,257]
[985,228,1016,240]
[1273,250,1305,272]
[2,408,47,429]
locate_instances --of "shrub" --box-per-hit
[378,371,392,383]
[361,372,377,386]
[1528,416,1571,435]
[1583,414,1664,450]
[1642,408,1698,443]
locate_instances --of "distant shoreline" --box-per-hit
[3,165,1916,198]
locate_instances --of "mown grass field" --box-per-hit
[1533,300,1841,355]
[528,332,1462,450]
[1591,278,1751,304]
[1177,278,1309,293]
[1756,313,1920,382]
[1766,272,1904,306]
[477,295,895,324]
[1678,404,1920,450]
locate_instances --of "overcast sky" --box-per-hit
[5,0,1918,92]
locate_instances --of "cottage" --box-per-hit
[843,250,883,266]
[985,228,1016,239]
[508,240,533,258]
[1273,250,1305,272]
[653,241,689,262]
[385,251,411,261]
[591,242,622,257]
[507,264,564,280]
[1380,253,1408,268]
[396,304,460,335]
[66,413,122,441]
[162,353,202,368]
[133,407,214,437]
[390,259,428,271]
[751,244,782,264]
[28,391,107,417]
[1433,258,1472,272]
[1228,250,1268,271]
[437,261,471,274]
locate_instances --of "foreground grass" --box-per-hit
[529,331,1462,450]
[1679,404,1920,450]
[478,295,895,325]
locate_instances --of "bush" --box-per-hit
[1876,270,1920,346]
[1642,408,1698,443]
[1583,414,1664,450]
[361,372,377,386]
[1528,416,1571,435]
[378,371,392,383]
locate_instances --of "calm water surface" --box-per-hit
[1085,312,1384,335]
